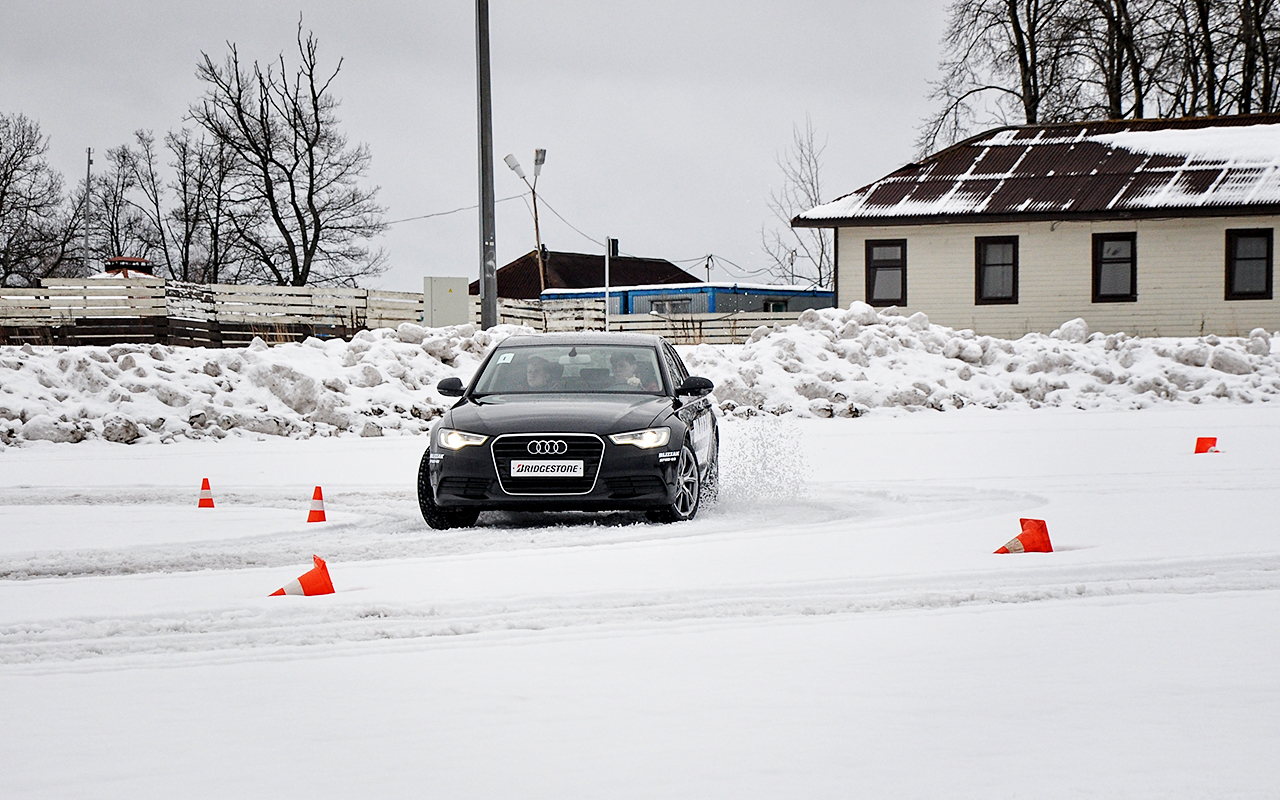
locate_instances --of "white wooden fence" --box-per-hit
[0,278,167,324]
[466,296,803,344]
[1,277,804,346]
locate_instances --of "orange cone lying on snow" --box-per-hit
[307,486,326,522]
[1194,437,1219,453]
[270,555,335,596]
[198,478,215,509]
[995,518,1053,554]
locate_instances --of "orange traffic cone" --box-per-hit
[270,555,335,596]
[307,486,326,522]
[198,478,215,509]
[995,518,1053,553]
[1194,437,1219,454]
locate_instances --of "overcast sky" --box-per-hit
[1,0,950,291]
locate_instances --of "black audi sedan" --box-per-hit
[418,332,718,528]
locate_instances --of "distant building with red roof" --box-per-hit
[470,248,701,300]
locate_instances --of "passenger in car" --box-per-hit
[526,357,563,391]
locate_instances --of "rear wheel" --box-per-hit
[699,450,719,506]
[646,444,701,523]
[417,451,480,530]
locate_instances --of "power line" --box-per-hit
[390,188,778,284]
[386,192,527,225]
[535,195,606,249]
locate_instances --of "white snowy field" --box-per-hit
[1,404,1278,798]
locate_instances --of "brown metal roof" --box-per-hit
[797,115,1280,228]
[468,250,702,299]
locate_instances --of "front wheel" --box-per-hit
[646,445,701,523]
[417,451,480,530]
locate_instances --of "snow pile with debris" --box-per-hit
[681,304,1279,418]
[0,323,531,446]
[1,303,1278,445]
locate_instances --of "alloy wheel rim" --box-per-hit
[674,448,699,516]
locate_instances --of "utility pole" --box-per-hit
[476,0,498,329]
[604,237,617,332]
[503,149,547,293]
[83,148,93,273]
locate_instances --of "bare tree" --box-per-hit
[0,112,80,287]
[1069,0,1166,119]
[919,0,1082,153]
[762,118,833,289]
[93,143,159,264]
[190,22,386,287]
[924,0,1280,151]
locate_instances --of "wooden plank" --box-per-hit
[212,295,316,308]
[368,289,423,302]
[0,307,166,320]
[41,278,165,288]
[208,282,298,295]
[1,288,164,301]
[41,297,167,309]
[213,303,328,315]
[214,312,312,322]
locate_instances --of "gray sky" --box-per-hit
[1,0,949,291]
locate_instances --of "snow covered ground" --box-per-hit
[2,403,1278,798]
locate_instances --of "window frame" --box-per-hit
[650,298,693,315]
[865,239,907,307]
[1225,228,1274,301]
[661,342,689,394]
[1091,232,1138,303]
[974,235,1019,305]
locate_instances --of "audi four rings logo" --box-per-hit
[527,439,569,455]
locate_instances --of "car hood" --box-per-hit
[444,393,671,435]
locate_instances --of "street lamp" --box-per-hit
[505,149,547,293]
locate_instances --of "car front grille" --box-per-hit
[492,433,604,495]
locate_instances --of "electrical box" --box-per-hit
[423,277,470,327]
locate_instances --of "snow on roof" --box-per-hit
[798,116,1280,226]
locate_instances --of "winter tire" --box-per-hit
[699,447,719,507]
[646,444,701,523]
[417,451,480,530]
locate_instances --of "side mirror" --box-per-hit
[676,376,714,397]
[436,377,465,397]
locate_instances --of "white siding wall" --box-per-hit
[836,216,1280,337]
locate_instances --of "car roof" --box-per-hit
[496,332,666,348]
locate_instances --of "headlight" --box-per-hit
[438,428,488,450]
[609,427,671,449]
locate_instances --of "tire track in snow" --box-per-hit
[4,553,1278,670]
[0,485,1039,580]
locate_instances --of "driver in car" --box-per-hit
[609,352,659,391]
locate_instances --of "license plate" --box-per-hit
[510,460,584,478]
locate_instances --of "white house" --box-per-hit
[795,116,1280,337]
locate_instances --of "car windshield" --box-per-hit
[472,344,665,395]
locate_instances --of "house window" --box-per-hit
[650,298,692,315]
[975,236,1018,304]
[1092,233,1137,302]
[1226,229,1273,300]
[763,300,787,312]
[865,239,906,306]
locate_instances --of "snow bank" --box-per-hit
[0,323,530,446]
[683,305,1279,419]
[2,304,1278,445]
